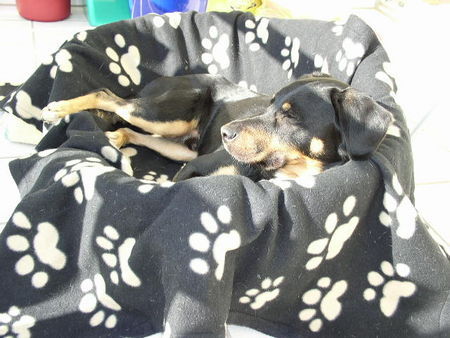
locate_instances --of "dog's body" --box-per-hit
[42,73,392,181]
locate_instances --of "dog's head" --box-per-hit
[221,74,393,177]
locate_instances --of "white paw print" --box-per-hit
[79,274,122,328]
[54,157,115,204]
[335,37,365,76]
[96,225,142,287]
[189,205,241,280]
[331,17,348,37]
[106,34,141,87]
[376,61,397,101]
[238,80,257,92]
[0,306,36,338]
[244,17,269,52]
[305,196,359,270]
[42,49,73,79]
[239,276,285,310]
[201,26,230,75]
[280,36,300,79]
[6,212,67,288]
[137,171,174,193]
[379,173,417,239]
[142,170,169,184]
[76,30,88,42]
[363,261,416,317]
[152,12,182,29]
[313,54,329,74]
[14,90,42,120]
[299,277,348,332]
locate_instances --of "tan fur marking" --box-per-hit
[282,102,292,111]
[210,165,238,176]
[275,156,323,178]
[116,128,198,162]
[124,116,199,138]
[310,137,325,155]
[44,91,132,119]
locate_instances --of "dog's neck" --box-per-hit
[274,156,323,179]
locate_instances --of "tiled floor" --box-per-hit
[0,3,449,245]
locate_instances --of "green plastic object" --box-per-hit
[86,0,131,26]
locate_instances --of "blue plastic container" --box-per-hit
[131,0,207,17]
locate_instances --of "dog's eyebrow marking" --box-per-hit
[310,137,325,155]
[282,102,292,111]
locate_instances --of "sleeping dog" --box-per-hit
[41,73,392,181]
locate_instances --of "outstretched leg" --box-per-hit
[42,89,132,123]
[106,128,198,162]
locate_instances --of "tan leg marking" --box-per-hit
[121,115,200,138]
[42,91,133,123]
[210,165,238,176]
[106,128,198,162]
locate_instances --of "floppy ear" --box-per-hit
[330,88,393,160]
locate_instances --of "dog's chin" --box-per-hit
[224,144,286,171]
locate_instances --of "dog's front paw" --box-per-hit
[105,129,129,149]
[41,101,68,123]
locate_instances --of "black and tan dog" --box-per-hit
[41,73,392,181]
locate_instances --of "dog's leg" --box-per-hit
[106,128,198,162]
[42,89,132,123]
[42,88,200,139]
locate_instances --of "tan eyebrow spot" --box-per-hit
[310,137,324,155]
[282,102,291,111]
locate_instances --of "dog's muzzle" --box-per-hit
[221,125,238,143]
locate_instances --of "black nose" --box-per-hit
[221,126,237,142]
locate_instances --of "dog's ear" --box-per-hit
[330,88,393,160]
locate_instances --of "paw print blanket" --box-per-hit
[1,12,449,337]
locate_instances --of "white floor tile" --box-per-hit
[0,3,28,21]
[415,182,450,245]
[33,20,92,66]
[412,100,450,185]
[0,20,36,83]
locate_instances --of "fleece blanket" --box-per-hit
[0,12,449,338]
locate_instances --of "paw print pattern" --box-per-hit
[201,26,230,75]
[305,196,359,270]
[335,37,365,76]
[375,61,397,100]
[244,17,269,52]
[76,31,88,42]
[42,49,73,79]
[106,34,141,87]
[280,36,300,79]
[363,261,416,317]
[0,306,36,338]
[331,17,348,37]
[238,81,257,92]
[142,171,169,184]
[152,12,182,29]
[379,174,417,239]
[6,212,67,288]
[137,171,174,193]
[95,225,142,287]
[239,276,285,310]
[299,277,348,332]
[54,157,115,204]
[313,54,329,74]
[269,175,317,190]
[14,90,42,120]
[79,274,122,328]
[189,205,241,280]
